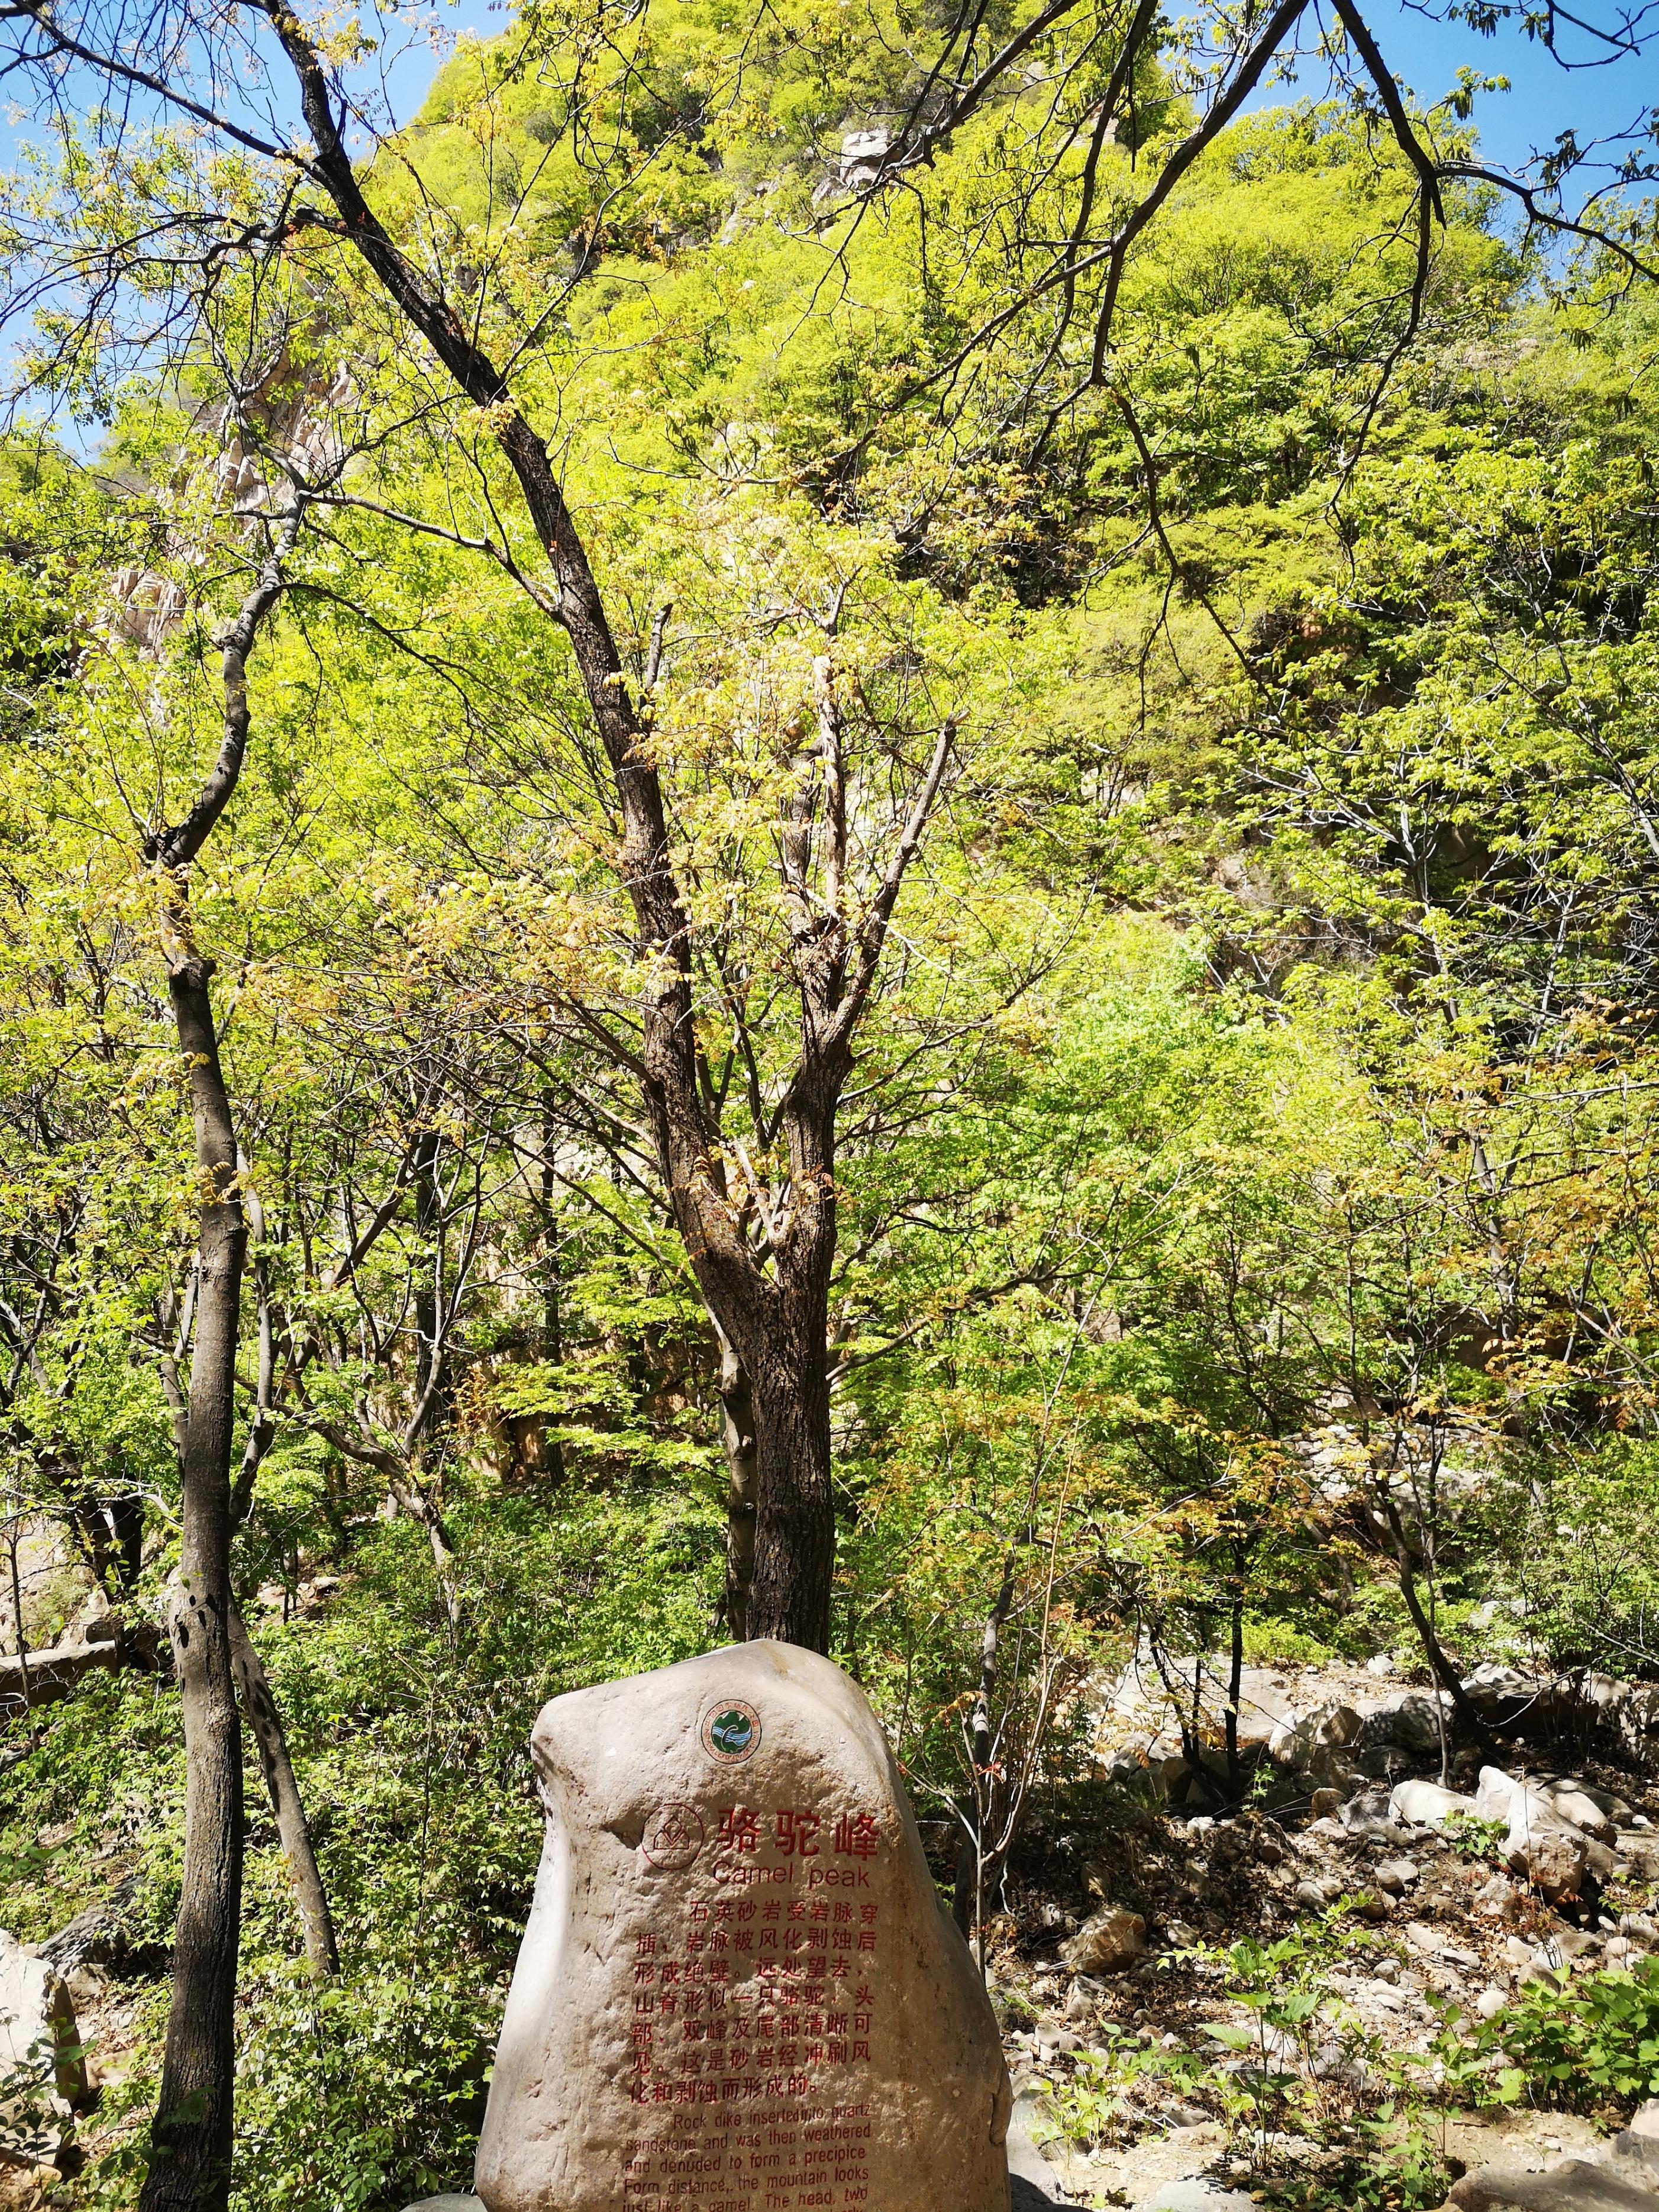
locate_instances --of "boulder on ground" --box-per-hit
[1476,1766,1519,1823]
[1373,1858,1421,1895]
[1448,2098,1659,2210]
[0,1932,83,2105]
[1062,1906,1147,1975]
[1502,1785,1591,1901]
[1390,1779,1477,1829]
[0,1930,85,2165]
[1550,1788,1619,1844]
[1268,1703,1362,1772]
[1357,1692,1450,1759]
[1478,1768,1621,1846]
[1135,2185,1255,2212]
[1460,1664,1575,1732]
[473,1640,1011,2212]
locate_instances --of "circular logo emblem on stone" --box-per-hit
[699,1697,762,1765]
[641,1802,706,1870]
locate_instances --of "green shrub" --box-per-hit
[1436,1960,1659,2111]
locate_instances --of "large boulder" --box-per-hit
[473,1642,1011,2212]
[1477,1769,1621,1846]
[1495,1781,1592,1901]
[1390,1780,1477,1829]
[1460,1664,1575,1732]
[1356,1693,1451,1760]
[0,1929,85,2164]
[1506,1816,1590,1903]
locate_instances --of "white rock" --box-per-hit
[1135,2184,1255,2212]
[1474,1986,1508,2020]
[1505,1788,1590,1901]
[473,1642,1011,2212]
[1548,1788,1617,1843]
[1357,1693,1448,1758]
[0,1930,84,2162]
[1267,1702,1362,1771]
[1475,1766,1519,1823]
[1373,1859,1420,1895]
[1389,1780,1476,1829]
[0,1933,83,2102]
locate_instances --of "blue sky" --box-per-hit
[363,0,1656,178]
[2,0,1650,188]
[1262,0,1658,176]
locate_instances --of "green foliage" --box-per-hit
[1436,1962,1659,2113]
[1,4,1658,2200]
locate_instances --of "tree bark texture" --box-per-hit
[139,956,246,2212]
[717,1330,758,1640]
[746,1344,833,1650]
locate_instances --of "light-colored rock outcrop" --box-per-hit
[0,1929,85,2163]
[1390,1780,1477,1829]
[474,1640,1011,2212]
[1447,2097,1659,2210]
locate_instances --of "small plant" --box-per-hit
[1442,1813,1508,1865]
[1040,2027,1211,2150]
[1257,2111,1453,2212]
[1432,1958,1659,2110]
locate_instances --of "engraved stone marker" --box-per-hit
[475,1640,1012,2212]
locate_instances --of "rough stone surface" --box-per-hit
[1060,1908,1146,1975]
[1132,2182,1255,2212]
[1006,2115,1070,2208]
[1445,2099,1659,2211]
[1357,1692,1450,1759]
[1477,1768,1520,1823]
[1390,1780,1477,1829]
[0,1932,83,2103]
[0,1929,84,2162]
[1504,1790,1590,1901]
[474,1641,1011,2212]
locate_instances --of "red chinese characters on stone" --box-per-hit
[832,1813,879,1860]
[625,1903,880,2108]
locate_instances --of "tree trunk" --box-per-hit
[1357,1493,1497,1758]
[1225,1548,1246,1795]
[111,1492,146,1590]
[1394,1549,1496,1757]
[227,1605,338,1976]
[139,955,246,2212]
[538,1107,566,1484]
[716,1329,758,1640]
[387,1468,462,1632]
[745,1324,834,1652]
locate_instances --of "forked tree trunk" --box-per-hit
[253,38,952,1658]
[227,1606,338,1976]
[138,521,320,2212]
[139,955,246,2212]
